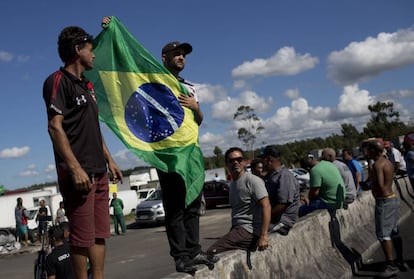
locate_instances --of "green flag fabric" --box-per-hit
[85,16,205,206]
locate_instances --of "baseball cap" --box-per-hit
[162,41,192,55]
[258,145,281,158]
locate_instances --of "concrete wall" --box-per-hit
[161,176,414,279]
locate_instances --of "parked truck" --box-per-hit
[0,187,61,230]
[129,168,159,191]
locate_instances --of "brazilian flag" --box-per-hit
[85,16,205,206]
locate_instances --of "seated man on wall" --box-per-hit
[342,149,364,192]
[321,148,356,208]
[206,147,271,256]
[260,146,300,235]
[299,155,346,217]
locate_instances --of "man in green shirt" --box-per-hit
[299,155,346,217]
[110,193,126,235]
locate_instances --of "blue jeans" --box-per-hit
[298,198,330,217]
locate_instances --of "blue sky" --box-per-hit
[1,0,414,190]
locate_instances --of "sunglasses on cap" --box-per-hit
[76,35,93,44]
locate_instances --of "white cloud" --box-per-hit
[231,46,319,78]
[328,26,414,85]
[44,164,56,173]
[199,132,226,154]
[337,84,373,115]
[284,89,300,99]
[210,98,237,121]
[114,149,132,161]
[18,164,40,178]
[19,170,39,177]
[0,146,30,159]
[233,80,247,90]
[210,91,273,121]
[193,83,226,104]
[27,164,36,170]
[0,50,13,62]
[199,130,241,156]
[379,89,414,100]
[112,149,147,170]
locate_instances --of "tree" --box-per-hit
[363,101,406,140]
[341,123,361,148]
[233,105,264,158]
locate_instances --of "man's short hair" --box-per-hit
[48,225,64,242]
[58,26,93,63]
[250,159,262,169]
[258,145,281,159]
[322,148,336,162]
[300,155,314,169]
[366,140,384,154]
[224,147,244,163]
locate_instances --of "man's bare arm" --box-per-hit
[257,196,271,251]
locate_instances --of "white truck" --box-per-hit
[0,188,61,230]
[136,181,159,206]
[128,168,159,191]
[204,167,226,182]
[0,187,62,244]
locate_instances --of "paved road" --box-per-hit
[0,207,231,279]
[353,211,414,279]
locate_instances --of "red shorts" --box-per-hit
[58,170,110,248]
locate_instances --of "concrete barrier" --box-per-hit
[161,176,414,279]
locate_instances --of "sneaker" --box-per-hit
[395,260,410,272]
[378,264,399,278]
[192,251,219,265]
[270,223,289,235]
[175,257,197,273]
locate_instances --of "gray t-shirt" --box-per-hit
[265,166,300,228]
[230,172,268,236]
[333,160,357,200]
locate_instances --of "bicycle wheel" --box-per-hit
[34,250,47,279]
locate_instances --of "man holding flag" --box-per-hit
[157,41,219,273]
[93,16,218,273]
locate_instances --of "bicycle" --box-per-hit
[34,215,52,279]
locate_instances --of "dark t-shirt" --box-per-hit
[37,206,48,229]
[46,243,75,279]
[265,166,300,228]
[43,68,106,174]
[38,206,48,216]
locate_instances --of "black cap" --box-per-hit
[258,145,281,158]
[162,41,192,55]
